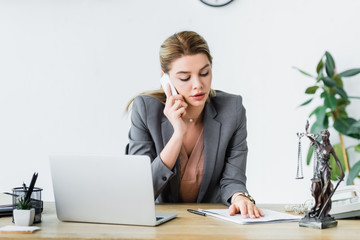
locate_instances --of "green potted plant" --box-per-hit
[13,197,35,226]
[294,51,360,184]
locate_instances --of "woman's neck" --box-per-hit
[184,105,205,124]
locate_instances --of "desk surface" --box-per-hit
[1,198,360,240]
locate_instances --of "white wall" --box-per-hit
[1,0,359,203]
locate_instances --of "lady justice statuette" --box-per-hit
[296,121,345,229]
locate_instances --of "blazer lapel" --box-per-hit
[161,118,180,202]
[161,118,173,148]
[197,101,221,202]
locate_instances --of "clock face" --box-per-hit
[200,0,233,7]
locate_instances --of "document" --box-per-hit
[0,226,40,234]
[199,208,302,224]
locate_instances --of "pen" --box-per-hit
[3,192,20,197]
[25,172,38,201]
[187,209,206,216]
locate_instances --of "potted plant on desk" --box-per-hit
[294,51,360,184]
[12,173,40,226]
[13,197,35,226]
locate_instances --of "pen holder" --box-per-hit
[12,187,43,224]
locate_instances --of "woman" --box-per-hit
[127,31,263,218]
[306,129,344,219]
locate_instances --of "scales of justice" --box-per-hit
[296,120,345,229]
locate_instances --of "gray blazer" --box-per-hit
[128,90,248,205]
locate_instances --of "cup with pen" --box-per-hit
[11,173,43,224]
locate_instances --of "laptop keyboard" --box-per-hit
[156,217,164,221]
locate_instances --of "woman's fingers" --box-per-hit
[239,202,248,218]
[171,94,186,104]
[165,95,174,109]
[166,83,172,98]
[170,99,187,115]
[229,197,264,219]
[254,206,264,217]
[163,94,188,123]
[175,105,186,118]
[170,98,181,110]
[247,204,256,219]
[245,203,264,219]
[165,96,182,110]
[169,96,187,111]
[228,204,237,216]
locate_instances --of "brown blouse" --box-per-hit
[179,128,205,203]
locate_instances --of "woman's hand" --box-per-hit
[163,84,188,137]
[159,84,188,170]
[228,195,264,219]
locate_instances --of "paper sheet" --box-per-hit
[199,208,302,224]
[0,225,40,234]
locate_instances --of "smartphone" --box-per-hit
[160,74,178,97]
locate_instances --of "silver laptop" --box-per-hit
[49,154,177,226]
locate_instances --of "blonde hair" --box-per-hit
[126,31,216,112]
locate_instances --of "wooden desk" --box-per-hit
[1,201,359,240]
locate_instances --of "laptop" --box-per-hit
[49,154,177,226]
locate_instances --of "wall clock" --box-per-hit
[200,0,234,7]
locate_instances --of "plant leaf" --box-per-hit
[298,98,313,107]
[346,119,360,139]
[337,109,349,118]
[334,117,360,139]
[334,75,344,87]
[322,91,337,110]
[355,144,360,152]
[350,119,360,128]
[347,160,360,185]
[316,71,324,82]
[325,51,336,77]
[314,106,327,125]
[321,76,336,87]
[293,67,314,78]
[348,96,360,100]
[336,98,350,118]
[338,68,360,77]
[330,144,346,181]
[333,117,355,134]
[309,108,316,117]
[336,98,350,108]
[316,58,324,74]
[306,145,314,165]
[323,115,329,129]
[305,86,319,94]
[310,121,325,136]
[333,86,348,99]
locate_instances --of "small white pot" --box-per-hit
[13,208,35,226]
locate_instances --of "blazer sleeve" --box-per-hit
[220,96,249,205]
[128,96,175,199]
